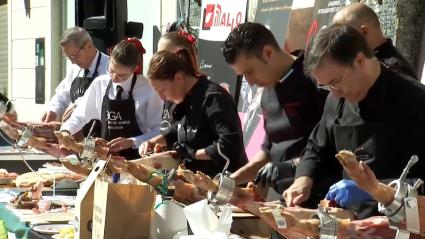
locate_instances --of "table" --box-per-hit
[0,186,76,239]
[0,146,58,174]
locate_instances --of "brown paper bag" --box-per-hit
[92,179,156,239]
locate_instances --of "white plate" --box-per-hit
[51,234,74,239]
[42,196,76,206]
[32,224,71,235]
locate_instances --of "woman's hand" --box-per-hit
[107,137,135,152]
[139,140,155,156]
[62,104,76,122]
[138,135,168,156]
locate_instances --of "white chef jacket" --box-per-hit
[46,50,109,117]
[61,74,162,147]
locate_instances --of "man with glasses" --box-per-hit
[42,27,109,136]
[319,2,420,212]
[283,23,425,219]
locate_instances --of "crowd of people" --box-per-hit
[7,2,423,238]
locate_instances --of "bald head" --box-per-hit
[333,3,386,50]
[333,3,380,29]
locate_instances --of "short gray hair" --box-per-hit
[59,27,92,48]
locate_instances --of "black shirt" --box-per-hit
[296,65,425,182]
[163,77,248,177]
[374,38,417,80]
[160,101,185,134]
[261,55,326,163]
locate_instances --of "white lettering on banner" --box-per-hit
[328,0,340,6]
[317,6,342,14]
[200,60,213,69]
[204,5,242,31]
[106,111,123,121]
[199,0,247,41]
[318,0,347,15]
[108,125,124,130]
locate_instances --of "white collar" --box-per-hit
[86,50,100,75]
[279,68,294,83]
[112,74,135,92]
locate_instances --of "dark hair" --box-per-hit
[222,22,280,64]
[148,48,197,81]
[304,23,374,76]
[160,32,199,70]
[167,19,186,33]
[111,39,144,69]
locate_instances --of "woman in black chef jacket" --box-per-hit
[60,39,162,160]
[157,31,199,134]
[139,49,248,177]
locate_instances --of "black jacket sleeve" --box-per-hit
[295,96,337,179]
[261,118,272,155]
[0,93,12,112]
[162,122,178,149]
[202,91,244,163]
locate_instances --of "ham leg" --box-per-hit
[0,120,74,158]
[54,131,110,159]
[336,150,425,235]
[2,115,61,143]
[260,208,425,239]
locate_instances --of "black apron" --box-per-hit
[69,53,102,137]
[332,98,376,157]
[100,74,143,160]
[330,98,381,219]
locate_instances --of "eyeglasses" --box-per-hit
[62,41,88,60]
[107,70,133,81]
[63,47,84,60]
[107,64,134,81]
[317,64,351,91]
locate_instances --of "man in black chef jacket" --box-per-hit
[320,3,422,216]
[283,24,425,218]
[43,27,109,136]
[222,22,327,194]
[332,2,417,80]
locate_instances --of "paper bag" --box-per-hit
[92,179,156,239]
[75,160,107,239]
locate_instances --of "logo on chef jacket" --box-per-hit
[162,108,171,120]
[106,110,130,130]
[177,123,197,134]
[160,120,171,132]
[72,88,86,99]
[201,4,243,31]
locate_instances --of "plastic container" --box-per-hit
[151,195,187,239]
